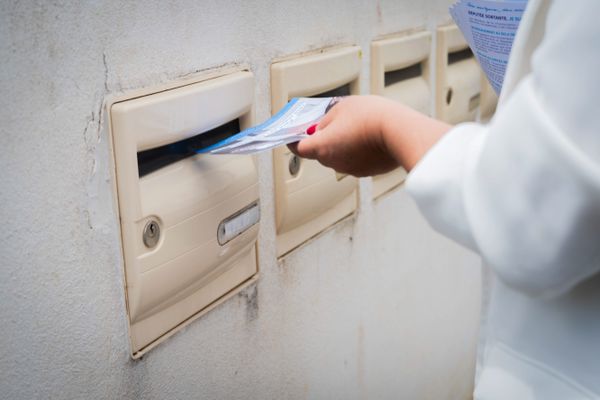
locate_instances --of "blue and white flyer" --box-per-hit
[198,97,341,155]
[450,0,527,94]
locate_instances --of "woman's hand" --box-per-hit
[287,95,452,176]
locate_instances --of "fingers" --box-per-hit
[289,120,326,159]
[293,135,320,159]
[288,96,351,160]
[318,109,334,130]
[318,96,345,129]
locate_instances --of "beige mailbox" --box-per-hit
[436,24,482,123]
[109,70,260,357]
[271,46,361,257]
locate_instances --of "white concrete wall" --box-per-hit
[0,1,482,399]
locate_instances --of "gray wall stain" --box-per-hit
[239,284,259,323]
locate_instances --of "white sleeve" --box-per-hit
[405,0,600,297]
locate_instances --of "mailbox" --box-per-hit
[436,25,482,123]
[271,46,361,257]
[109,70,260,357]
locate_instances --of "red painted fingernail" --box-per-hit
[306,124,317,135]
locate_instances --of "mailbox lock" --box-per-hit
[289,155,301,176]
[143,219,160,248]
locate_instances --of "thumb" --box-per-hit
[291,135,320,160]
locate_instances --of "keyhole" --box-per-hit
[143,220,160,248]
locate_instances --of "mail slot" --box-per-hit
[271,46,361,257]
[436,25,481,124]
[371,31,432,198]
[109,70,260,357]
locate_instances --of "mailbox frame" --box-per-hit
[107,68,260,358]
[435,24,482,123]
[270,46,362,257]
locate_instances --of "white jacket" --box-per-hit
[406,0,600,398]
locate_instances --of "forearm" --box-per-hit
[379,101,452,171]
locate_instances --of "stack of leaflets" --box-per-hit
[450,0,527,94]
[197,97,341,155]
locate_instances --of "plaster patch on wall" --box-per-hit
[81,50,124,237]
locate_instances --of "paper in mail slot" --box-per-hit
[197,97,342,155]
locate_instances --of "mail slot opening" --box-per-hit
[137,118,241,177]
[384,63,423,87]
[311,83,352,98]
[448,47,474,65]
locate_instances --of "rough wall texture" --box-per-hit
[0,1,481,399]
